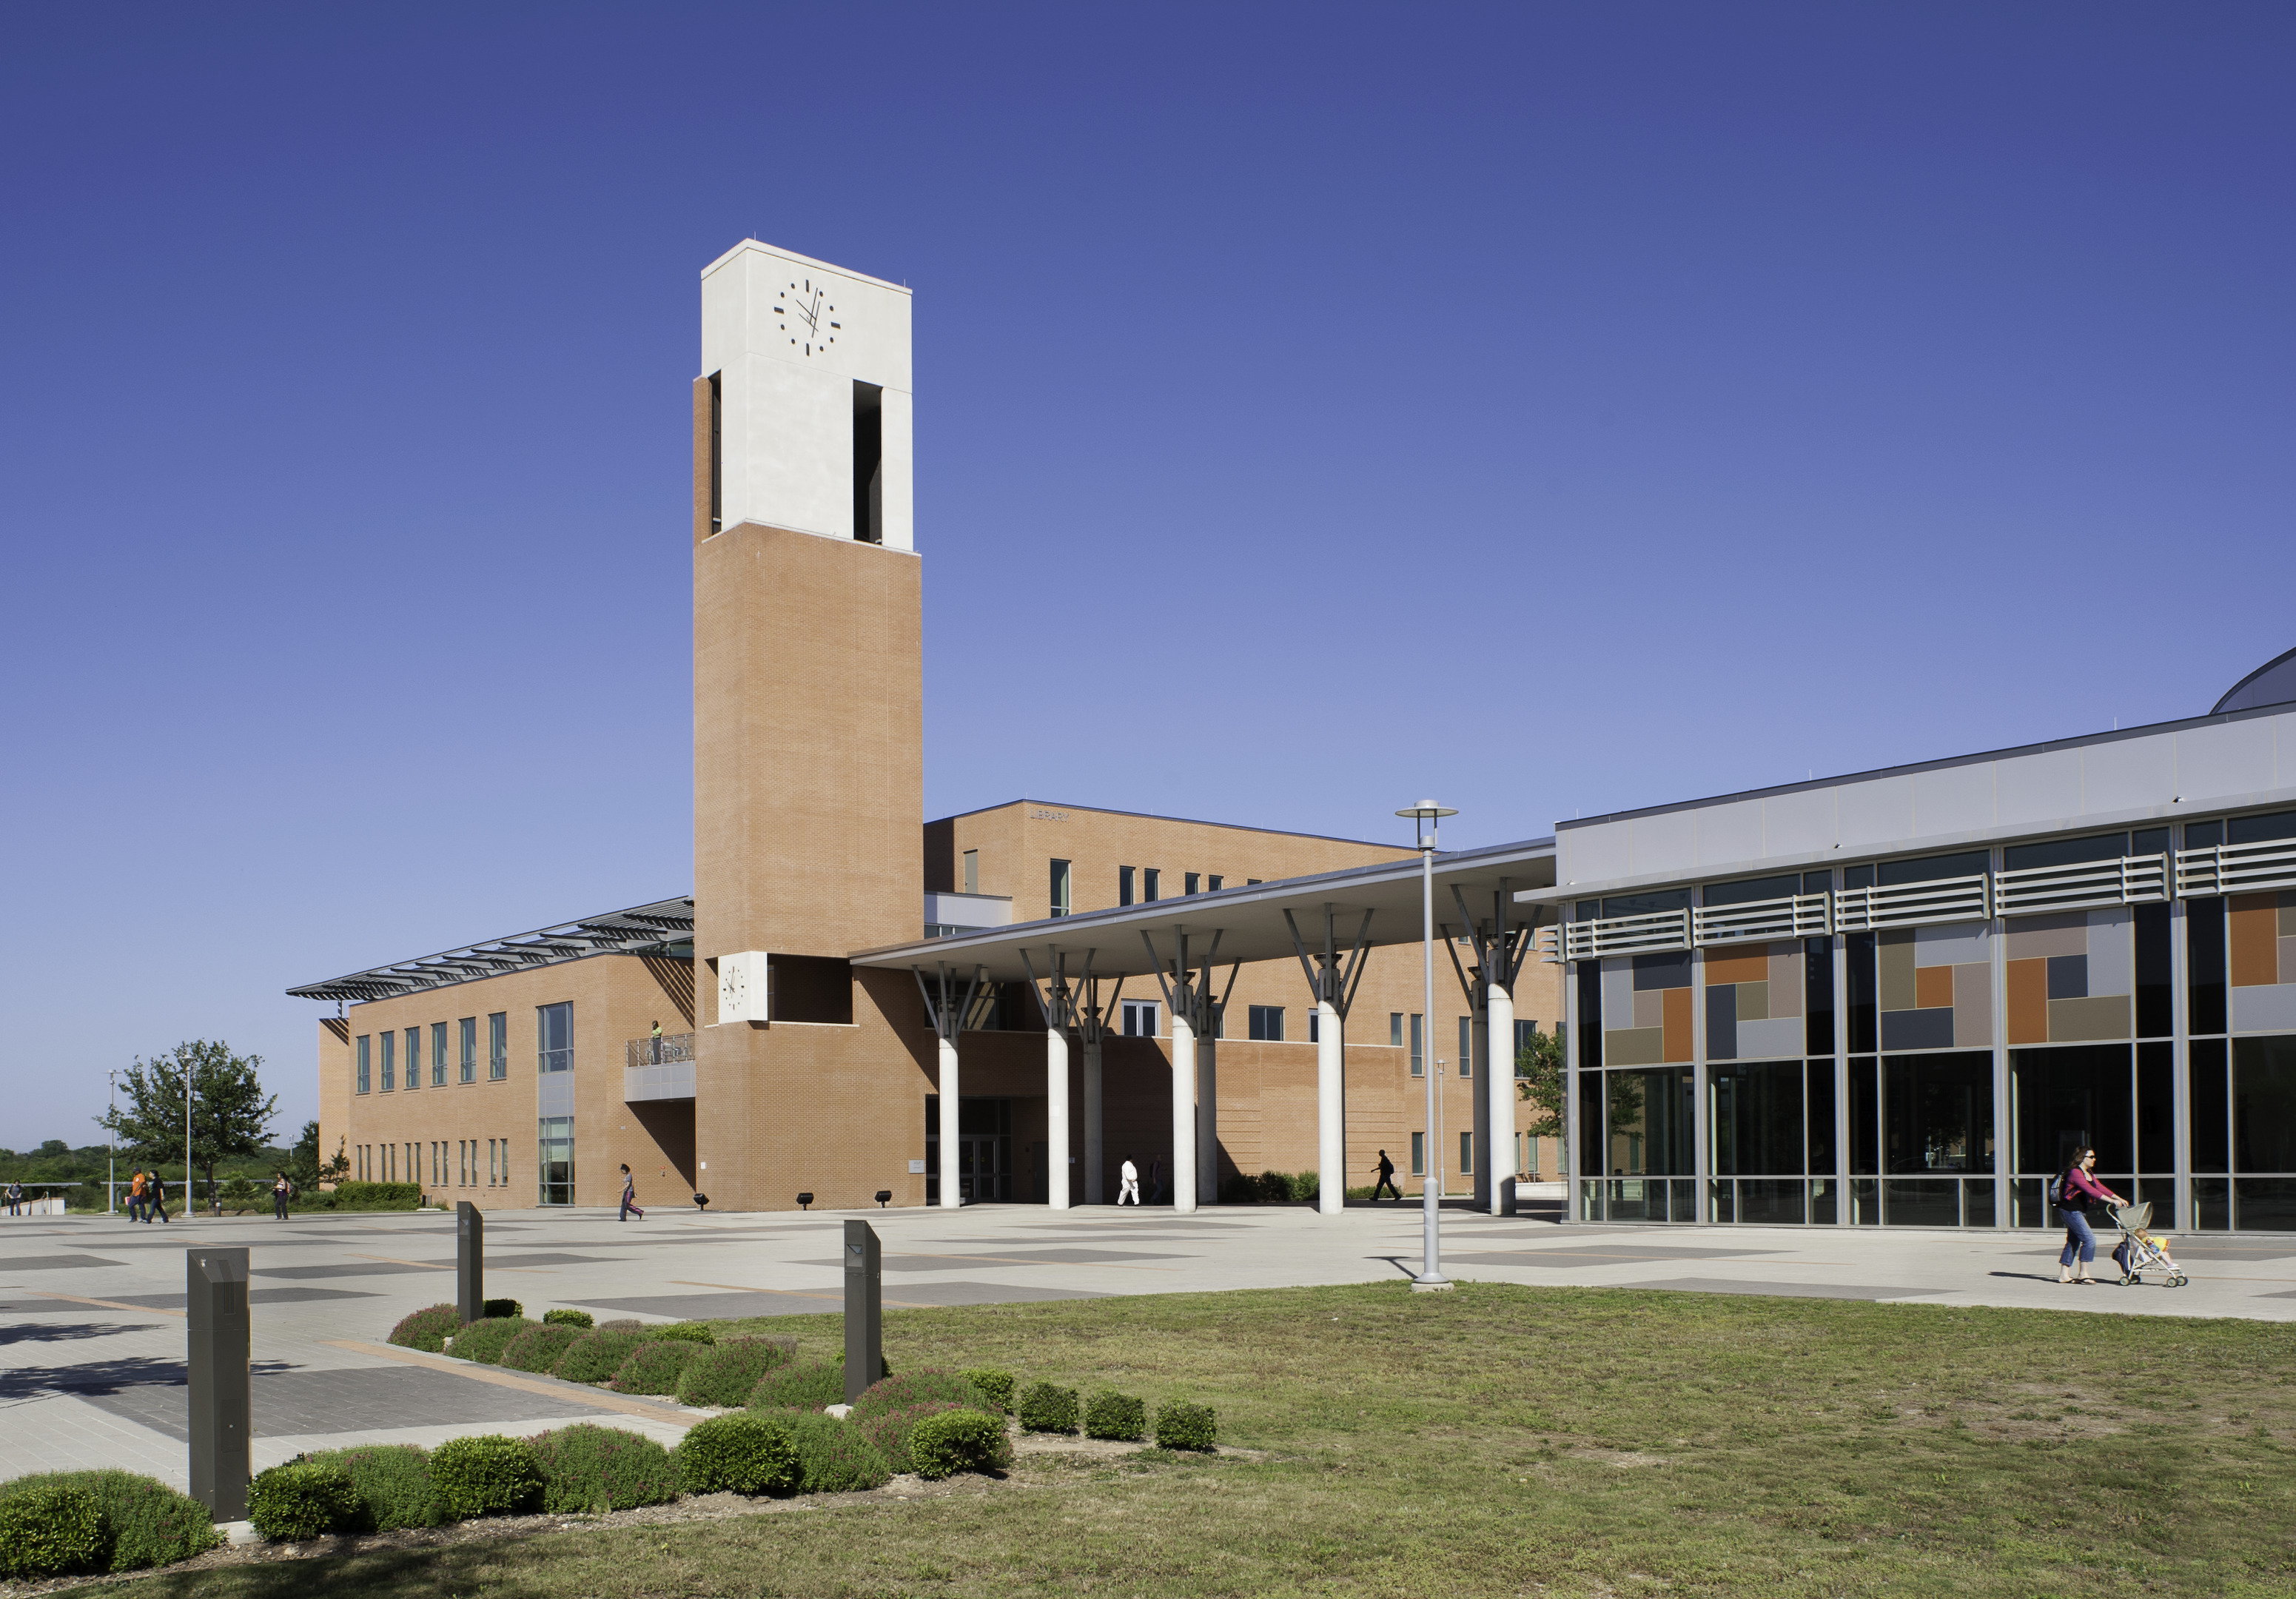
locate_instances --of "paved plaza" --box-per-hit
[4,1201,2293,1491]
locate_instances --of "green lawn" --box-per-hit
[77,1282,2296,1598]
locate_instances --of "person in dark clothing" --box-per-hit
[1371,1150,1403,1202]
[273,1173,292,1220]
[619,1164,645,1221]
[1148,1156,1166,1206]
[149,1174,169,1224]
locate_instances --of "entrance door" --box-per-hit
[959,1135,1005,1203]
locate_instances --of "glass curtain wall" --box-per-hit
[2187,809,2296,1230]
[537,1117,574,1205]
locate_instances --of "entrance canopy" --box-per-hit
[849,838,1558,981]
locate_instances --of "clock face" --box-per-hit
[776,278,840,357]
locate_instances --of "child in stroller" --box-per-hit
[2105,1201,2189,1287]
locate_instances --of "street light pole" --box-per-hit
[1396,800,1456,1293]
[107,1069,116,1216]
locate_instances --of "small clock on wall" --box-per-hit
[777,280,841,357]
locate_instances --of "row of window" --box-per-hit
[354,1138,513,1187]
[355,1003,572,1093]
[1112,865,1261,909]
[1107,1000,1540,1066]
[1390,1013,1543,1076]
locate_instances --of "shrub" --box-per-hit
[598,1318,642,1332]
[429,1435,544,1520]
[541,1307,594,1329]
[529,1424,680,1513]
[0,1471,218,1573]
[960,1367,1016,1412]
[651,1320,716,1346]
[676,1336,797,1408]
[851,1370,986,1423]
[611,1338,700,1395]
[1084,1390,1147,1441]
[387,1304,463,1352]
[323,1180,423,1210]
[1155,1401,1218,1452]
[1289,1170,1320,1204]
[677,1414,797,1495]
[747,1358,845,1412]
[302,1445,443,1531]
[856,1402,962,1475]
[555,1328,645,1384]
[0,1484,104,1578]
[447,1316,536,1365]
[500,1323,582,1374]
[770,1409,892,1493]
[1016,1381,1080,1433]
[246,1461,359,1540]
[907,1409,1013,1480]
[483,1297,524,1320]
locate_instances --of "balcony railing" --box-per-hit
[625,1032,697,1070]
[1993,852,2169,917]
[624,1031,696,1103]
[2176,838,2296,898]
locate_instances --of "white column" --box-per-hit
[1317,999,1344,1216]
[938,1035,961,1210]
[1471,1005,1493,1210]
[1047,1025,1071,1211]
[1197,1030,1218,1204]
[1169,1010,1198,1213]
[1486,984,1514,1216]
[1084,1033,1104,1206]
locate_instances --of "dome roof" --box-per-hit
[2214,646,2296,715]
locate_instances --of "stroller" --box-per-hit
[2105,1201,2189,1287]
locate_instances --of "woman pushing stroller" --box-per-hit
[2054,1146,2127,1285]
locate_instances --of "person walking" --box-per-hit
[272,1173,292,1221]
[2055,1146,2126,1284]
[1371,1150,1402,1203]
[619,1164,645,1221]
[128,1170,147,1223]
[5,1179,21,1216]
[149,1173,169,1224]
[1148,1156,1166,1207]
[1117,1158,1141,1205]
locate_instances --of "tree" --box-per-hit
[96,1041,277,1205]
[1516,1025,1568,1168]
[286,1119,348,1188]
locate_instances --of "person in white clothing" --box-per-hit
[1117,1159,1141,1204]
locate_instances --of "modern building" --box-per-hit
[291,240,1563,1213]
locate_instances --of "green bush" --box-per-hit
[301,1445,443,1530]
[851,1369,986,1423]
[529,1424,680,1513]
[677,1414,797,1495]
[323,1181,422,1210]
[960,1367,1016,1412]
[541,1307,594,1329]
[1084,1390,1147,1441]
[447,1316,536,1365]
[1155,1401,1218,1452]
[676,1336,798,1408]
[219,1176,261,1214]
[651,1320,716,1346]
[856,1402,961,1475]
[387,1304,463,1353]
[483,1297,524,1320]
[0,1471,218,1573]
[769,1409,892,1493]
[611,1338,700,1395]
[500,1322,582,1373]
[555,1328,645,1384]
[1016,1381,1079,1433]
[429,1435,544,1520]
[246,1461,359,1540]
[906,1409,1013,1480]
[0,1483,104,1579]
[746,1358,845,1412]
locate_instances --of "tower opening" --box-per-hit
[853,381,883,543]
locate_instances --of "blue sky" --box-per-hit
[4,3,2291,1147]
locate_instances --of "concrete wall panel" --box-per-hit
[1761,785,1838,859]
[1736,1017,1804,1060]
[2177,720,2277,808]
[1836,776,1916,851]
[1562,822,1631,888]
[1914,921,1989,967]
[2078,732,2178,816]
[1695,800,1766,867]
[2232,982,2296,1034]
[1912,760,1995,837]
[1994,747,2084,829]
[1628,808,1700,878]
[2085,906,2132,998]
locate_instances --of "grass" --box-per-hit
[66,1281,2296,1597]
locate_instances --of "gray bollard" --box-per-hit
[457,1201,484,1324]
[842,1218,882,1404]
[187,1247,250,1520]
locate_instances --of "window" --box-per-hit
[539,1116,575,1205]
[1246,878,1261,885]
[707,372,722,533]
[1390,1013,1403,1047]
[1143,868,1161,902]
[356,1035,370,1095]
[405,1028,421,1090]
[1050,859,1071,917]
[459,1017,477,1083]
[1209,875,1223,891]
[853,380,883,543]
[963,849,979,894]
[538,1003,573,1073]
[380,1030,395,1092]
[1307,1010,1320,1044]
[1461,1131,1474,1174]
[432,1022,448,1087]
[1185,872,1201,895]
[489,1013,508,1079]
[1411,1132,1426,1176]
[1118,866,1135,906]
[1247,1005,1284,1042]
[1514,1019,1539,1069]
[488,1139,498,1186]
[1411,1013,1424,1076]
[1122,999,1160,1037]
[1459,1016,1473,1076]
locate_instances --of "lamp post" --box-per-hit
[1395,800,1456,1293]
[107,1069,116,1215]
